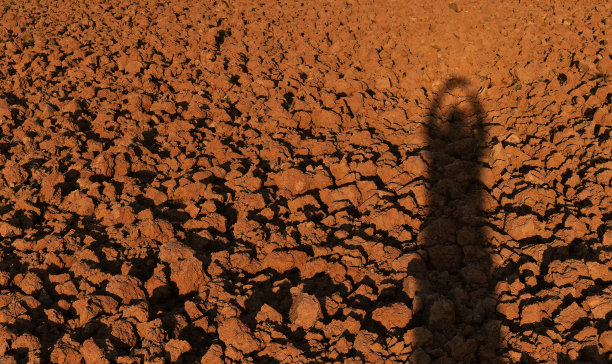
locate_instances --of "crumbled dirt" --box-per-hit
[0,0,610,363]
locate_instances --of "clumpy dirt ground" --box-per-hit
[0,0,610,363]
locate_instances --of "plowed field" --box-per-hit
[0,0,610,363]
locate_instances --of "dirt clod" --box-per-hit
[289,292,322,329]
[217,318,260,354]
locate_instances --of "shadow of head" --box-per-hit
[426,77,485,160]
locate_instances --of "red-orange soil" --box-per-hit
[0,0,610,363]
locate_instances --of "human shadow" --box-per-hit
[411,77,500,363]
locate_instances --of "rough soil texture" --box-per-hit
[0,0,610,363]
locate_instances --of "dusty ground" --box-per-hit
[0,0,610,363]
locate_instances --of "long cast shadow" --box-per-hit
[412,77,500,362]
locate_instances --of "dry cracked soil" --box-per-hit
[0,0,610,363]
